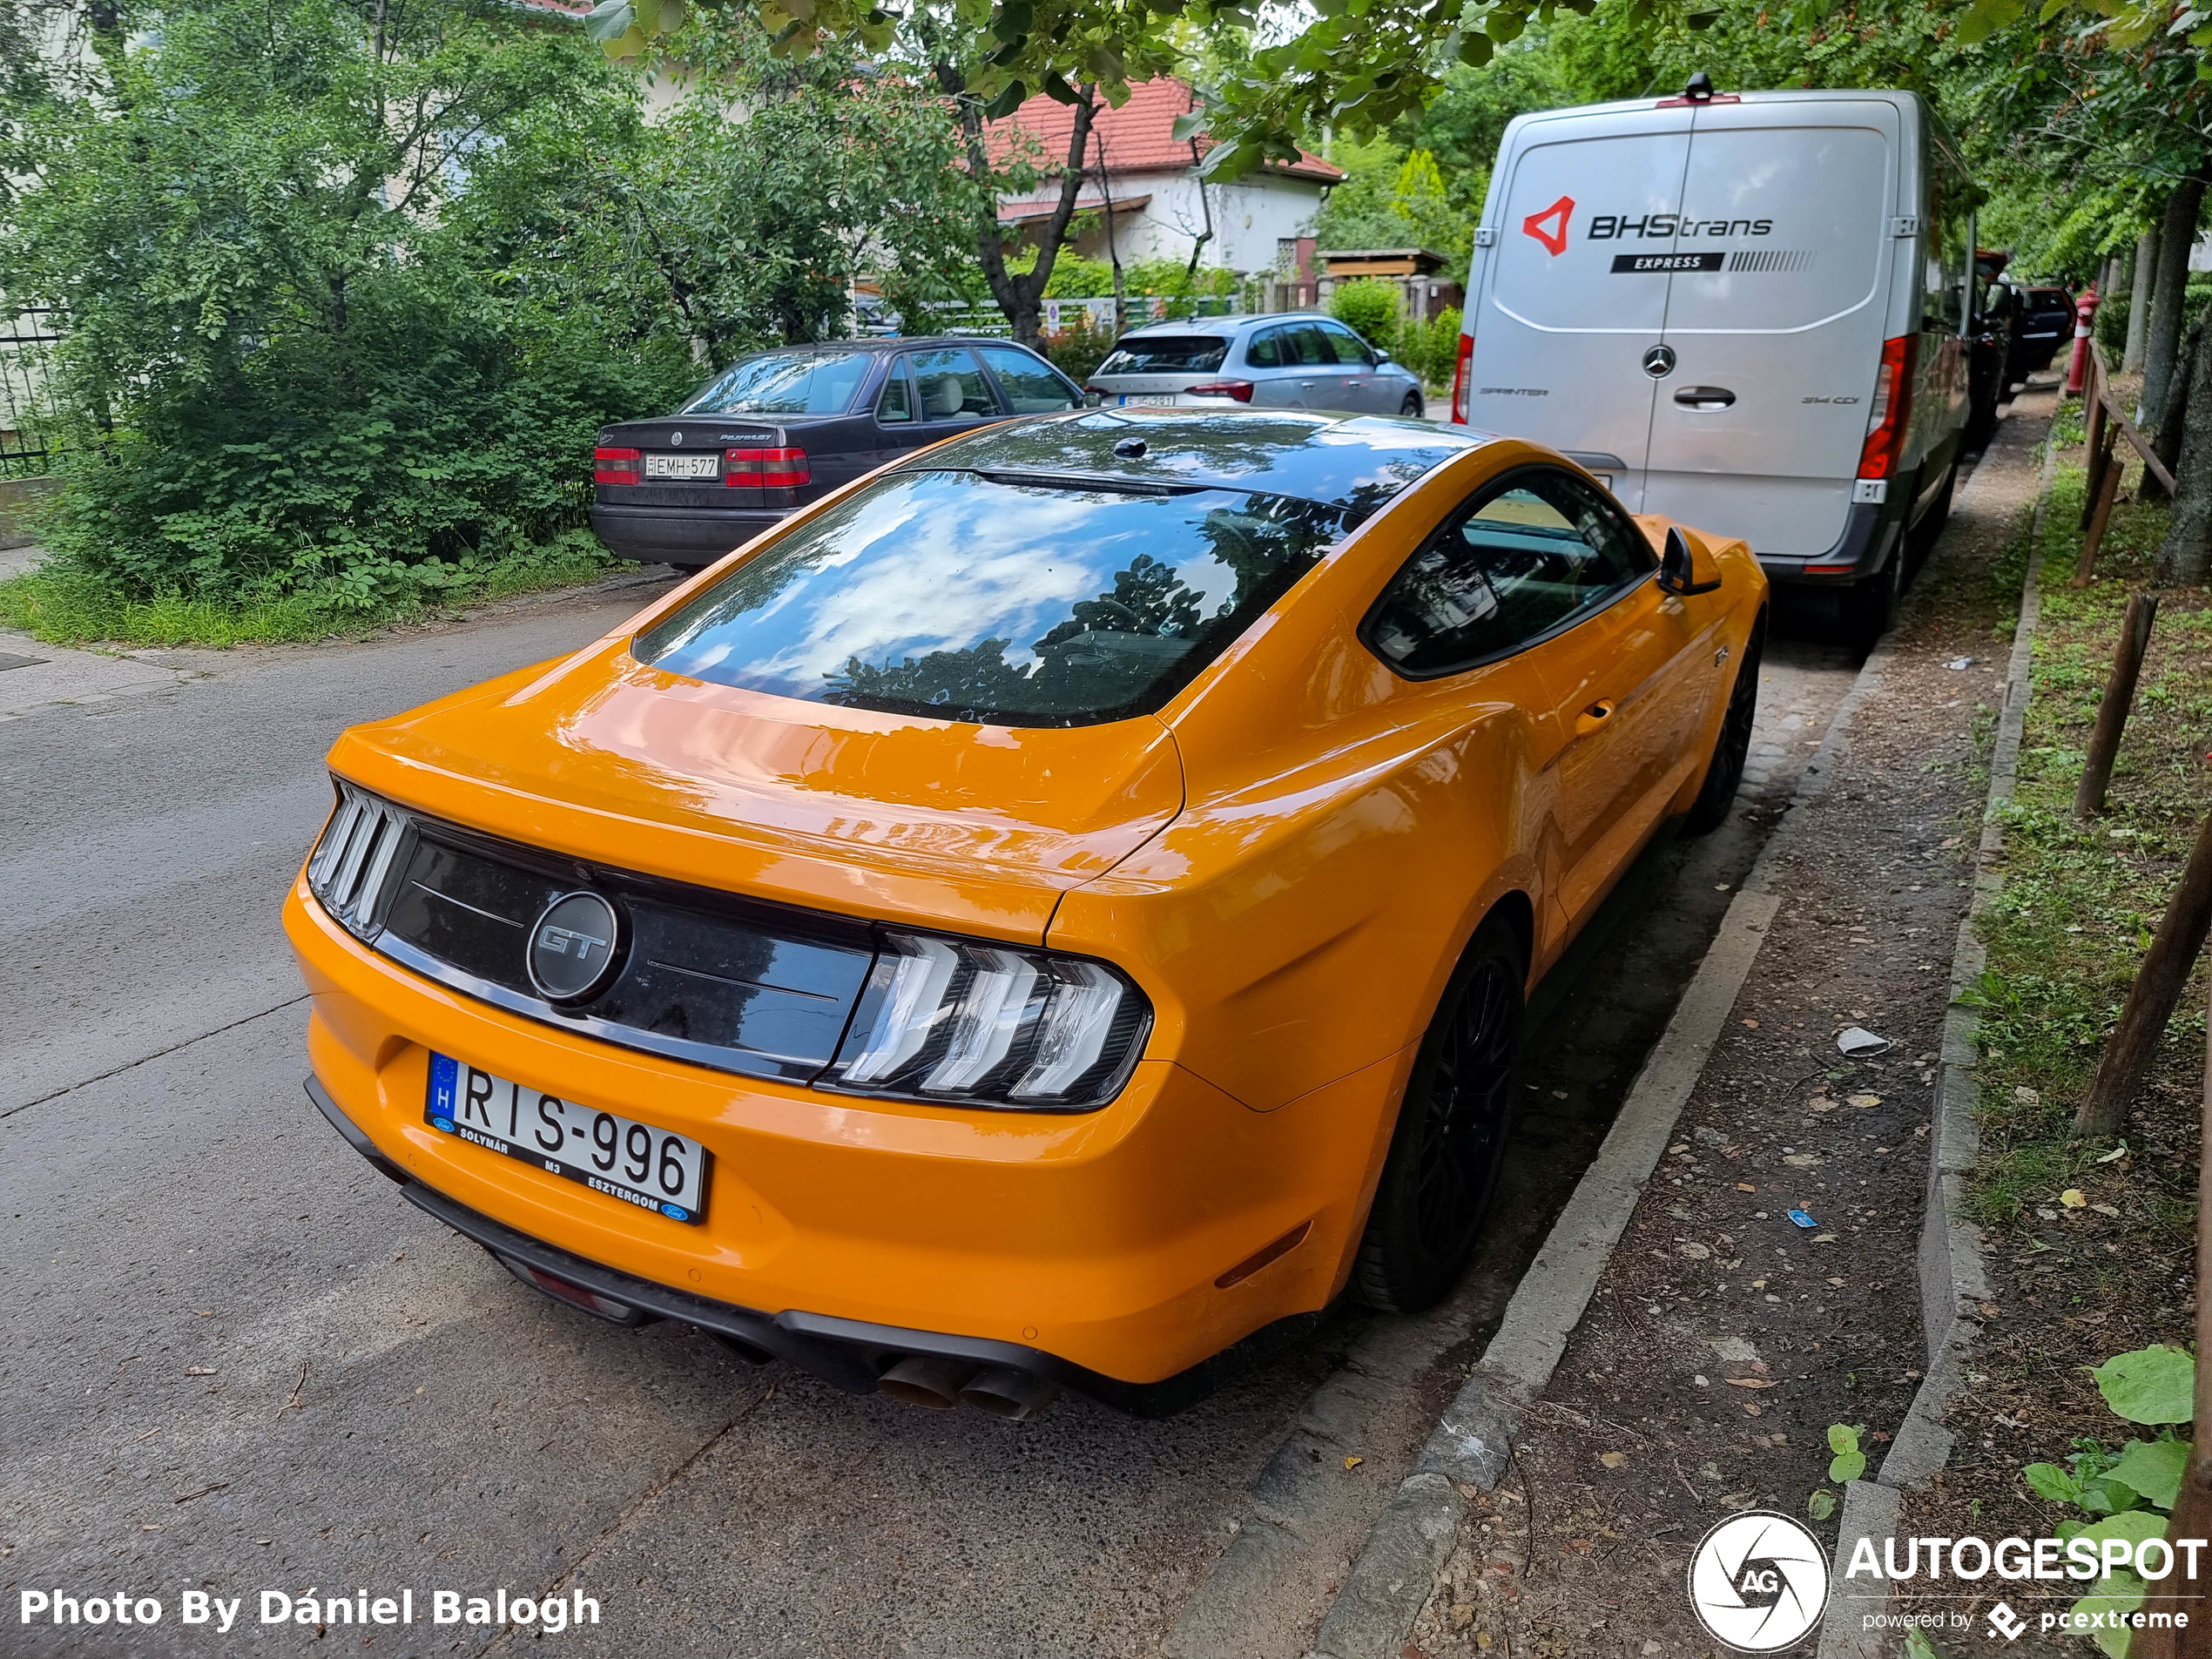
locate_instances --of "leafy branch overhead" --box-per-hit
[580,0,1710,169]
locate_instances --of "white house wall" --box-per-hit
[1088,171,1323,274]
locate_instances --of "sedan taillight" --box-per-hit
[1184,381,1255,402]
[725,447,809,489]
[593,446,641,485]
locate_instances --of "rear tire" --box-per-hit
[1399,391,1425,418]
[1353,918,1523,1314]
[1844,547,1905,646]
[1683,613,1764,835]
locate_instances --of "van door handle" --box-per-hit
[1575,699,1616,736]
[1673,386,1736,410]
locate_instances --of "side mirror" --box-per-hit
[1374,347,1393,362]
[1657,525,1723,596]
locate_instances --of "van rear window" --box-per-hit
[1653,125,1889,333]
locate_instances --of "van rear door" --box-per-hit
[1469,112,1693,508]
[1637,101,1900,556]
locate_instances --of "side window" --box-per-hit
[907,347,1001,420]
[1925,166,1970,336]
[976,346,1079,414]
[1285,325,1335,366]
[877,361,914,424]
[1365,469,1652,677]
[1245,327,1285,368]
[1318,322,1375,366]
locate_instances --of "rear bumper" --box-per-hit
[1756,484,1908,590]
[285,881,1381,1405]
[590,502,792,564]
[304,1075,1224,1414]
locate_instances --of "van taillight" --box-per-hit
[593,446,641,485]
[725,447,810,489]
[1451,334,1474,424]
[1857,337,1914,481]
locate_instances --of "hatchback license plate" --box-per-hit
[425,1055,709,1224]
[643,454,722,480]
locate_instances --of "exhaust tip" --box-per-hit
[958,1366,1061,1422]
[878,1354,977,1409]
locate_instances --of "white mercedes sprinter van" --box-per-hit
[1450,79,1977,637]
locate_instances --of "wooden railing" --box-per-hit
[2074,340,2175,586]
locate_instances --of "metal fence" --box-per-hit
[917,293,1253,337]
[1,309,64,481]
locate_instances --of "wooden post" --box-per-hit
[2074,432,2126,586]
[2076,808,2212,1138]
[2074,591,2161,817]
[2126,990,2212,1659]
[2083,350,2112,528]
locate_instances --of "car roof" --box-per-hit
[1116,314,1332,339]
[897,408,1489,518]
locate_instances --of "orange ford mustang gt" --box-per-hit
[286,408,1767,1419]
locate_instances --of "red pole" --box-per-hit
[2067,284,2102,395]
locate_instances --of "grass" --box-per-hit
[0,531,621,651]
[1966,458,2212,1230]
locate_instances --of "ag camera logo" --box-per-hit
[1687,1511,1830,1651]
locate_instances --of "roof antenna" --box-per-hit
[1683,71,1716,102]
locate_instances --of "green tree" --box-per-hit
[0,0,691,605]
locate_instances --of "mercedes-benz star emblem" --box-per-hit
[1686,1511,1829,1651]
[1643,344,1677,378]
[527,892,623,1002]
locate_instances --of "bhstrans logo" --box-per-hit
[1521,195,1574,256]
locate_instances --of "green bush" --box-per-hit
[2094,293,2129,358]
[1329,280,1403,348]
[1396,305,1464,389]
[1044,313,1116,385]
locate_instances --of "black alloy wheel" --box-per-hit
[1683,613,1764,834]
[1399,391,1425,418]
[1353,917,1524,1313]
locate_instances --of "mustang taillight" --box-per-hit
[1451,334,1474,423]
[1184,381,1254,402]
[1857,336,1914,481]
[823,930,1151,1110]
[593,446,641,486]
[725,447,809,489]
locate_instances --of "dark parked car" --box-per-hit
[2002,284,2074,389]
[591,338,1085,568]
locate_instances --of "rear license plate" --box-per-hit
[643,454,722,480]
[425,1055,709,1224]
[1118,394,1178,407]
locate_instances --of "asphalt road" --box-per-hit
[1,570,1859,1659]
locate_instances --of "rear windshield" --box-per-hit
[1096,335,1231,375]
[634,469,1342,726]
[683,353,872,415]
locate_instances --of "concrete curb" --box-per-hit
[1811,421,2058,1659]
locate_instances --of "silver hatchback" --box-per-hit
[1085,313,1426,417]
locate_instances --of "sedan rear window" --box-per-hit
[683,353,872,415]
[1096,335,1231,375]
[634,469,1343,726]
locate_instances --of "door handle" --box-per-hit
[1575,699,1616,736]
[1673,386,1736,410]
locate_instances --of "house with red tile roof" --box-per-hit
[990,78,1343,276]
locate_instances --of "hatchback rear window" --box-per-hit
[1096,336,1231,374]
[634,469,1343,726]
[683,353,871,415]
